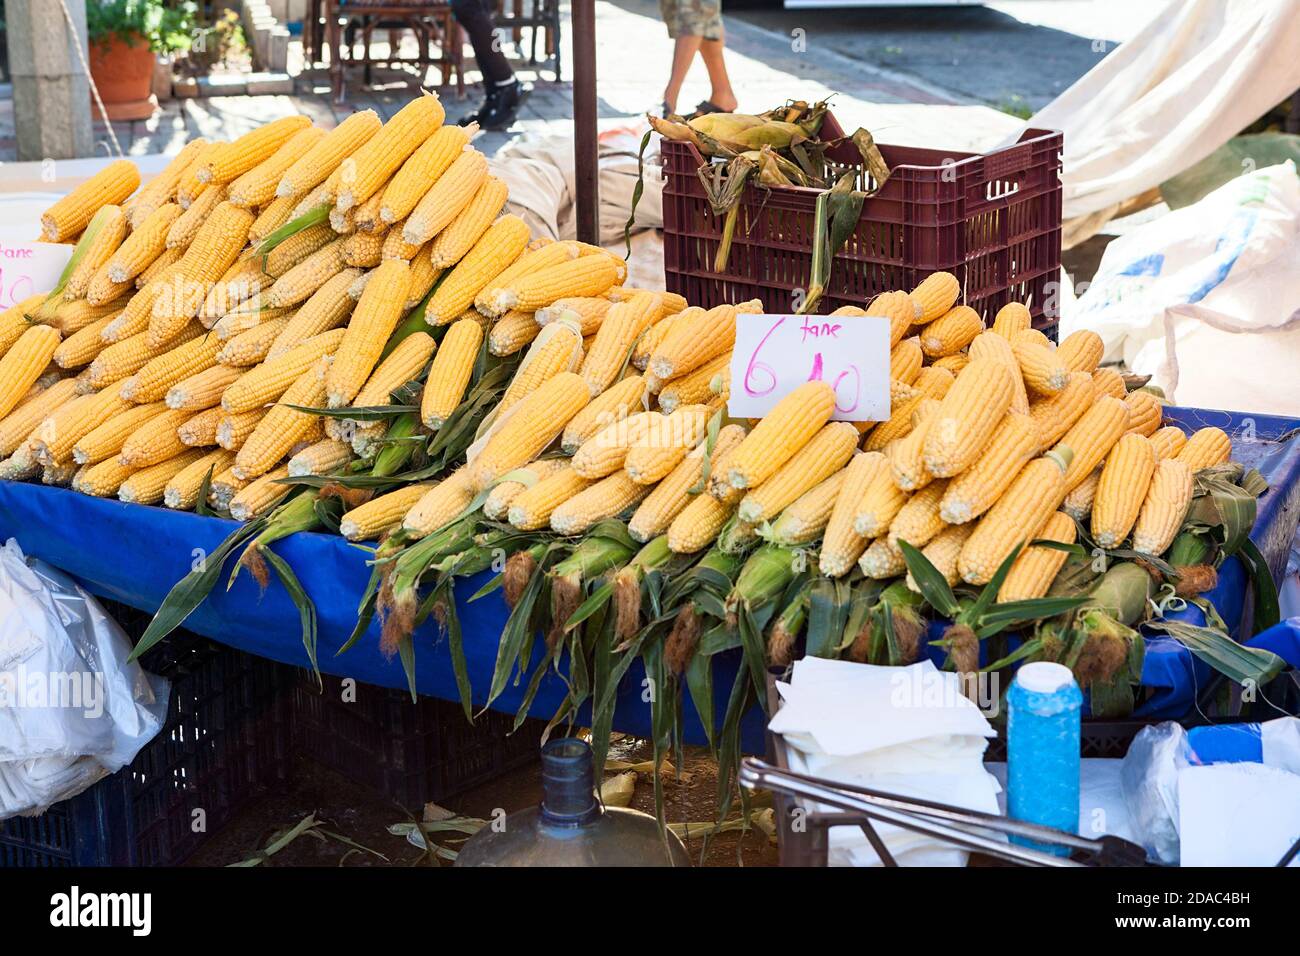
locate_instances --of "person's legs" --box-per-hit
[698,35,736,113]
[663,35,703,115]
[448,0,530,129]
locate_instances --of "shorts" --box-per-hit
[659,0,723,40]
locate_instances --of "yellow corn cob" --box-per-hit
[150,204,255,347]
[118,406,193,466]
[1027,371,1093,448]
[135,247,184,289]
[49,297,127,335]
[166,364,243,410]
[930,353,970,376]
[764,470,845,546]
[324,258,409,407]
[859,292,915,347]
[0,326,62,420]
[215,317,292,368]
[488,255,621,316]
[958,449,1071,585]
[997,511,1076,602]
[215,409,266,450]
[909,272,960,324]
[990,301,1031,339]
[648,303,735,380]
[1013,337,1069,396]
[117,448,209,504]
[736,420,857,523]
[199,257,266,323]
[233,359,328,479]
[666,482,737,553]
[657,353,730,415]
[227,126,326,207]
[628,424,745,542]
[0,379,79,456]
[249,196,296,245]
[1132,459,1195,555]
[266,268,360,359]
[487,309,539,356]
[221,328,345,413]
[74,456,137,497]
[483,458,569,520]
[427,172,508,264]
[849,459,908,540]
[277,109,381,199]
[1062,467,1102,521]
[470,372,591,489]
[341,230,386,269]
[124,332,223,404]
[424,214,530,325]
[476,242,580,317]
[1057,329,1103,374]
[176,142,220,208]
[507,466,595,530]
[1090,433,1156,547]
[329,203,356,235]
[818,451,888,575]
[632,310,694,370]
[419,317,482,428]
[891,337,924,387]
[561,374,647,453]
[207,465,249,509]
[722,380,836,492]
[887,399,941,492]
[228,466,292,520]
[919,305,982,358]
[537,296,613,336]
[1091,367,1127,401]
[0,294,44,350]
[263,222,334,277]
[571,410,655,479]
[1013,328,1053,350]
[198,116,312,185]
[125,138,206,225]
[178,406,226,447]
[73,401,168,464]
[921,357,1016,478]
[291,182,331,221]
[263,238,347,310]
[624,403,714,485]
[904,521,975,591]
[1123,389,1163,437]
[351,331,435,409]
[337,483,432,540]
[163,448,235,509]
[400,148,488,245]
[968,330,1029,414]
[352,188,387,233]
[40,160,140,242]
[401,466,476,537]
[579,292,665,397]
[405,254,440,310]
[860,367,954,452]
[335,95,447,211]
[380,222,423,261]
[165,185,226,249]
[550,470,652,535]
[938,411,1042,523]
[63,206,127,301]
[888,478,949,550]
[498,325,583,415]
[105,203,184,285]
[1149,425,1187,461]
[859,537,906,579]
[1175,427,1231,471]
[211,301,292,342]
[1055,395,1129,491]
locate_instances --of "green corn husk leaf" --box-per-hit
[849,128,891,189]
[1087,561,1157,627]
[805,576,853,659]
[1238,536,1281,634]
[1146,618,1286,688]
[258,546,320,684]
[975,595,1091,639]
[1240,467,1269,499]
[685,645,716,752]
[256,203,330,257]
[799,190,831,315]
[228,490,322,590]
[825,171,866,266]
[1185,472,1257,556]
[624,128,655,258]
[36,205,120,317]
[193,464,217,518]
[281,402,419,422]
[897,539,960,618]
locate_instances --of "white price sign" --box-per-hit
[727,313,891,422]
[0,241,73,306]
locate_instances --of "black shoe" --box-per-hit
[476,80,531,131]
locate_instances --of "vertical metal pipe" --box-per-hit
[570,0,600,245]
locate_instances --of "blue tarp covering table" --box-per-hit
[0,405,1296,755]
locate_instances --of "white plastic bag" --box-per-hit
[0,539,168,818]
[1120,722,1192,865]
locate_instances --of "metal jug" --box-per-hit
[454,738,691,867]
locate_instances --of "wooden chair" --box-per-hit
[492,0,562,80]
[317,0,465,104]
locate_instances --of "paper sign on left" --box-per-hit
[0,242,73,307]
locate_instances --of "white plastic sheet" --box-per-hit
[0,539,168,818]
[1025,0,1300,245]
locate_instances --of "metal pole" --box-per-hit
[570,0,599,245]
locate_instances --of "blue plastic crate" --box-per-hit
[0,608,291,867]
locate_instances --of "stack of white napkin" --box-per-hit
[769,656,1002,867]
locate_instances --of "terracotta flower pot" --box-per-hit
[88,33,158,121]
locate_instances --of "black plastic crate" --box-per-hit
[0,600,291,867]
[291,669,543,809]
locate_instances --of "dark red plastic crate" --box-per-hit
[291,670,543,809]
[661,114,1063,329]
[0,601,291,867]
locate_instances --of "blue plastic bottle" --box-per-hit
[1006,661,1082,855]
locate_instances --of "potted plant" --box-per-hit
[87,0,196,120]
